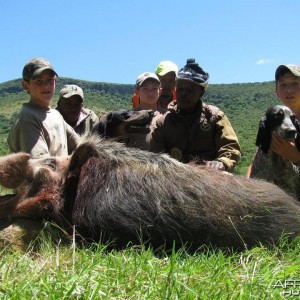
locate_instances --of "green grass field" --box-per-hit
[0,227,299,299]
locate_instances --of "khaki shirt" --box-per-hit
[149,101,241,172]
[71,108,99,137]
[7,103,80,158]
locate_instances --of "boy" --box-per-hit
[7,57,80,158]
[56,84,99,136]
[133,72,162,111]
[271,64,300,163]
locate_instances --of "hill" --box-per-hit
[0,78,280,175]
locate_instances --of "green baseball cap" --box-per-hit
[275,64,300,81]
[59,84,84,102]
[22,57,58,81]
[155,61,178,76]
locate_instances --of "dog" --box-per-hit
[93,109,157,150]
[0,134,300,252]
[247,104,300,200]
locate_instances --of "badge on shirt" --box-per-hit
[171,147,183,161]
[200,122,211,131]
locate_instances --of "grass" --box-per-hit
[0,226,299,299]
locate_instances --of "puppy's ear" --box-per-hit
[291,117,300,152]
[255,116,271,154]
[295,135,300,152]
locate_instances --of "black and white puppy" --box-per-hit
[248,104,300,200]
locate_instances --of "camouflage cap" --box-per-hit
[155,61,178,76]
[275,64,300,81]
[176,58,210,89]
[22,57,58,81]
[59,84,84,102]
[136,72,160,88]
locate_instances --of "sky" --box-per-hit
[1,0,300,85]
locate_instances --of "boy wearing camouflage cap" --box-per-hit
[7,57,79,158]
[56,84,98,136]
[149,58,241,172]
[133,72,161,111]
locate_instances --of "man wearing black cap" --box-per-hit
[7,57,79,158]
[149,58,241,172]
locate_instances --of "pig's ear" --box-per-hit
[67,141,99,176]
[0,153,32,189]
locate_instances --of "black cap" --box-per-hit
[177,58,210,89]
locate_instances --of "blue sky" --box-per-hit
[1,0,299,85]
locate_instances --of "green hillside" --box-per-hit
[0,78,280,175]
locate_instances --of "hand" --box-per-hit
[205,160,225,171]
[271,131,300,163]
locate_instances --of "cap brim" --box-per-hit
[61,92,83,101]
[31,67,58,79]
[138,78,160,87]
[176,77,209,89]
[275,65,300,80]
[156,69,176,76]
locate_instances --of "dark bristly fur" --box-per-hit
[0,134,300,252]
[248,105,300,200]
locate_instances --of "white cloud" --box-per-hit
[256,58,275,65]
